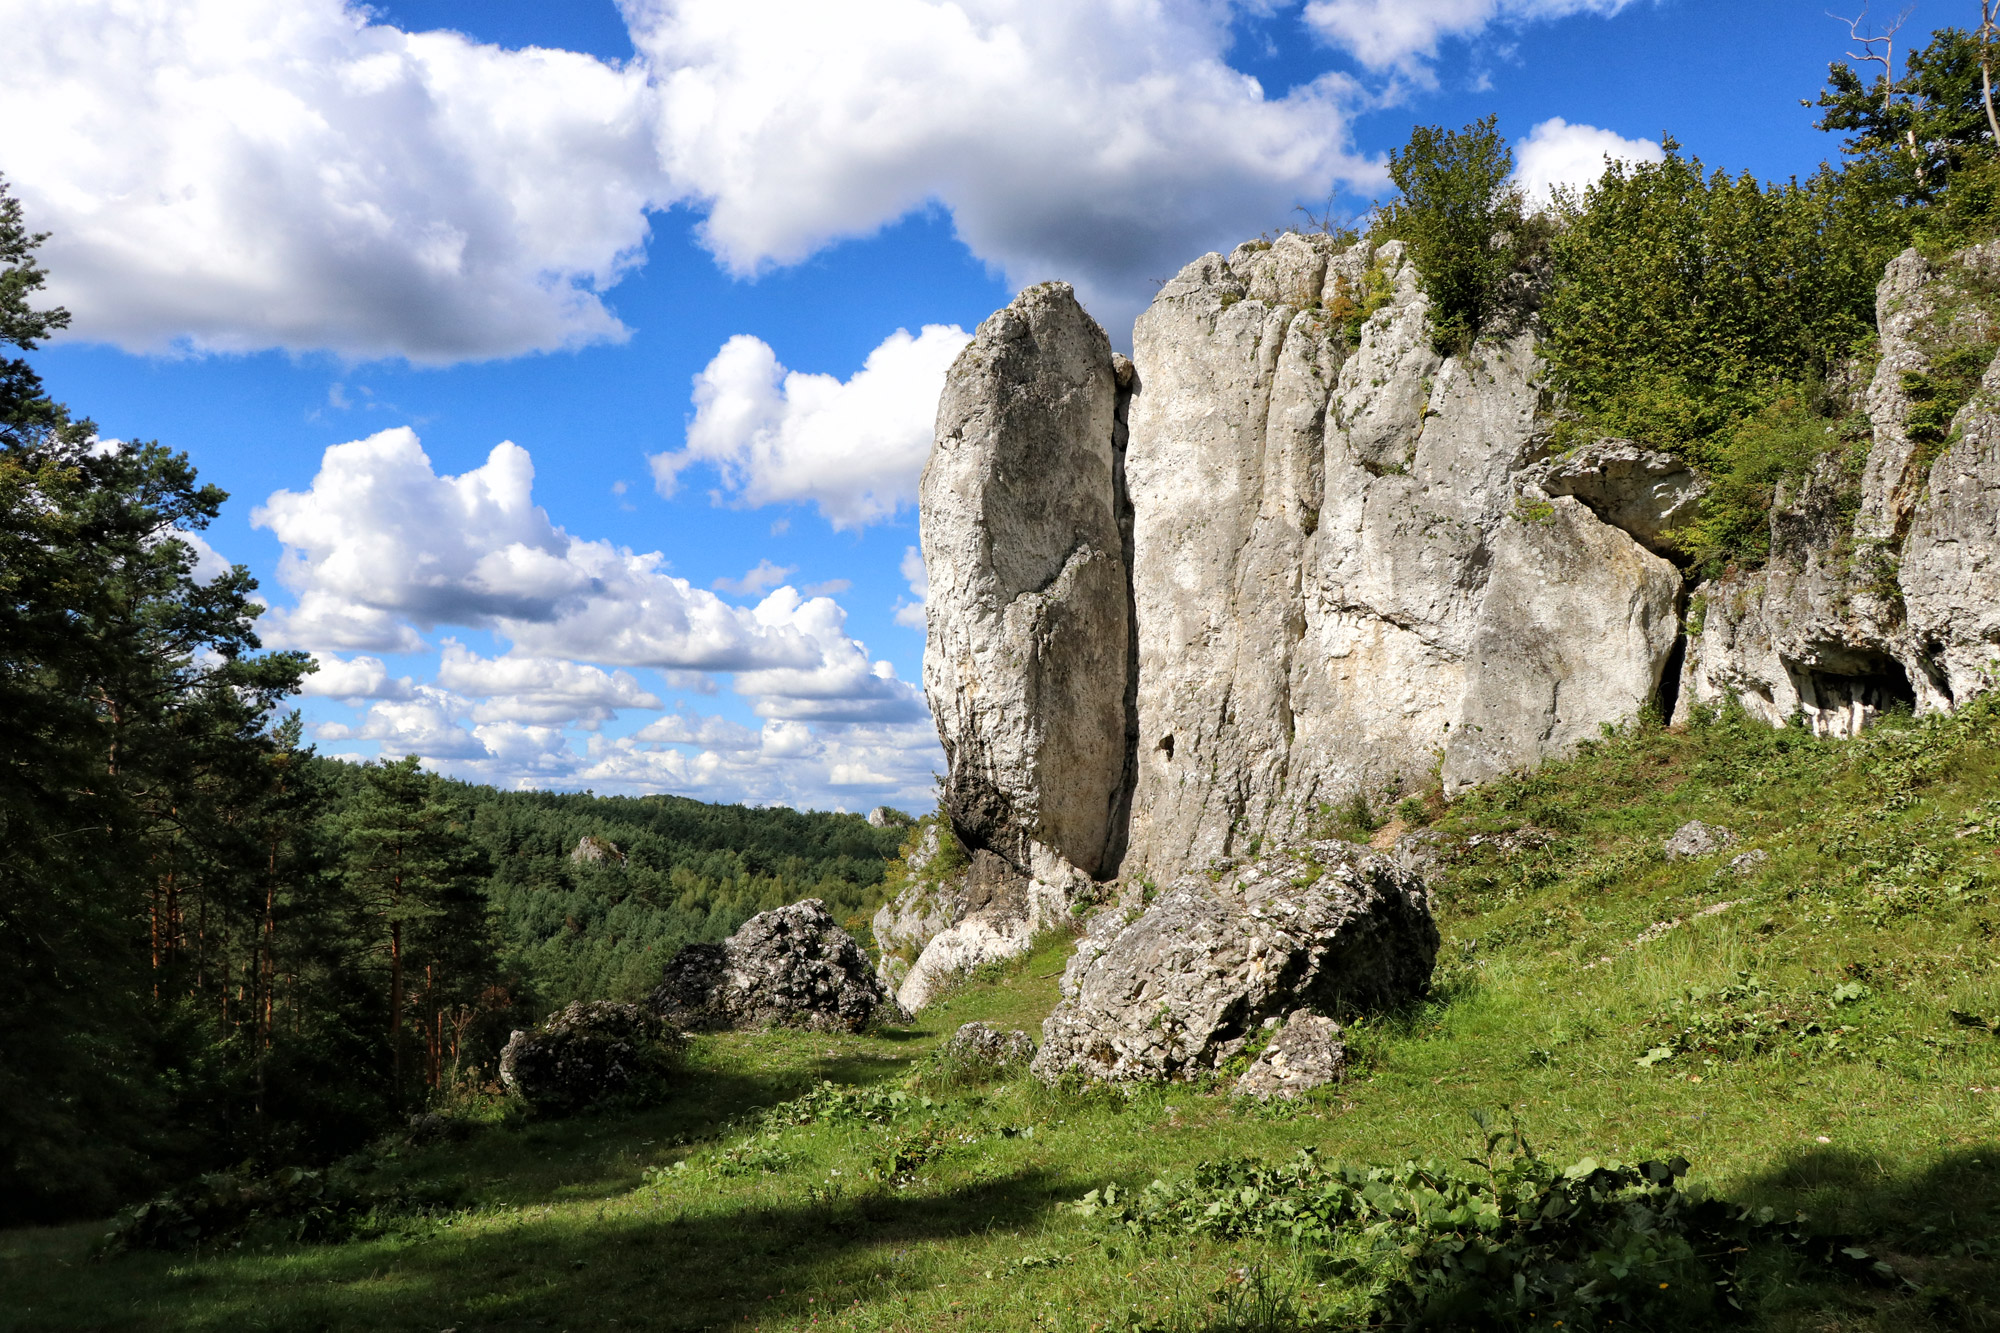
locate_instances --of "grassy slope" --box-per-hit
[6,705,2000,1332]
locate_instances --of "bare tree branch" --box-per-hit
[1829,7,1925,185]
[1981,1,2000,147]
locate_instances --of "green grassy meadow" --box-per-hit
[5,703,2000,1331]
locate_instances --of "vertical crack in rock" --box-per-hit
[1101,354,1141,877]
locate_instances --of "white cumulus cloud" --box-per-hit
[301,652,416,701]
[255,425,926,723]
[0,0,663,362]
[656,324,971,530]
[436,641,663,728]
[894,545,928,630]
[712,559,798,596]
[1301,0,1636,73]
[628,0,1382,332]
[1512,117,1663,207]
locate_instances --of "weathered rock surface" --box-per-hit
[499,1001,681,1115]
[1684,244,2000,733]
[944,1021,1037,1069]
[1664,820,1736,861]
[570,835,624,866]
[1523,440,1706,559]
[867,806,914,829]
[920,281,1131,883]
[1729,848,1771,877]
[652,900,888,1033]
[919,230,2000,899]
[1030,842,1436,1084]
[1119,238,1681,876]
[1234,1011,1346,1100]
[885,847,1073,1014]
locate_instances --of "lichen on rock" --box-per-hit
[498,1001,681,1115]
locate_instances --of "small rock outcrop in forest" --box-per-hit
[652,899,890,1033]
[1030,843,1436,1085]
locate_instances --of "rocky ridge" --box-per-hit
[884,230,2000,1018]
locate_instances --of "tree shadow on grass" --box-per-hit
[1733,1142,2000,1330]
[171,1167,1082,1332]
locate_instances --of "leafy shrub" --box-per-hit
[758,1079,937,1129]
[1376,116,1542,355]
[1073,1116,1890,1330]
[1637,975,1870,1069]
[103,1160,462,1253]
[872,1119,966,1185]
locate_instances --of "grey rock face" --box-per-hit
[943,1021,1037,1069]
[1120,238,1682,877]
[921,281,1131,883]
[1030,842,1436,1084]
[1664,821,1736,861]
[1901,345,2000,701]
[1523,440,1706,559]
[919,231,2000,903]
[1729,848,1771,877]
[652,899,888,1033]
[1685,244,2000,732]
[498,1001,681,1115]
[570,835,624,866]
[870,820,1078,1013]
[867,806,914,829]
[1234,1011,1346,1100]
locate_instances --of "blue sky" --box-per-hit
[5,0,1932,810]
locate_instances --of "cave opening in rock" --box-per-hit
[1789,652,1917,737]
[1656,634,1688,722]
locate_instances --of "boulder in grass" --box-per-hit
[944,1021,1037,1070]
[1664,821,1736,861]
[498,1001,682,1115]
[1032,841,1436,1085]
[1234,1012,1346,1100]
[651,898,891,1033]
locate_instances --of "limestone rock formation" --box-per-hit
[1113,236,1680,877]
[1683,244,2000,731]
[921,280,1131,884]
[1664,821,1736,861]
[651,900,889,1034]
[1522,440,1706,559]
[570,835,624,866]
[498,1001,681,1115]
[1030,843,1436,1084]
[1234,1011,1347,1100]
[943,1021,1037,1070]
[913,227,2000,995]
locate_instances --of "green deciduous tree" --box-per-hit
[1377,116,1540,355]
[1812,22,1994,206]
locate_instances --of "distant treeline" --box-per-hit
[461,782,904,1010]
